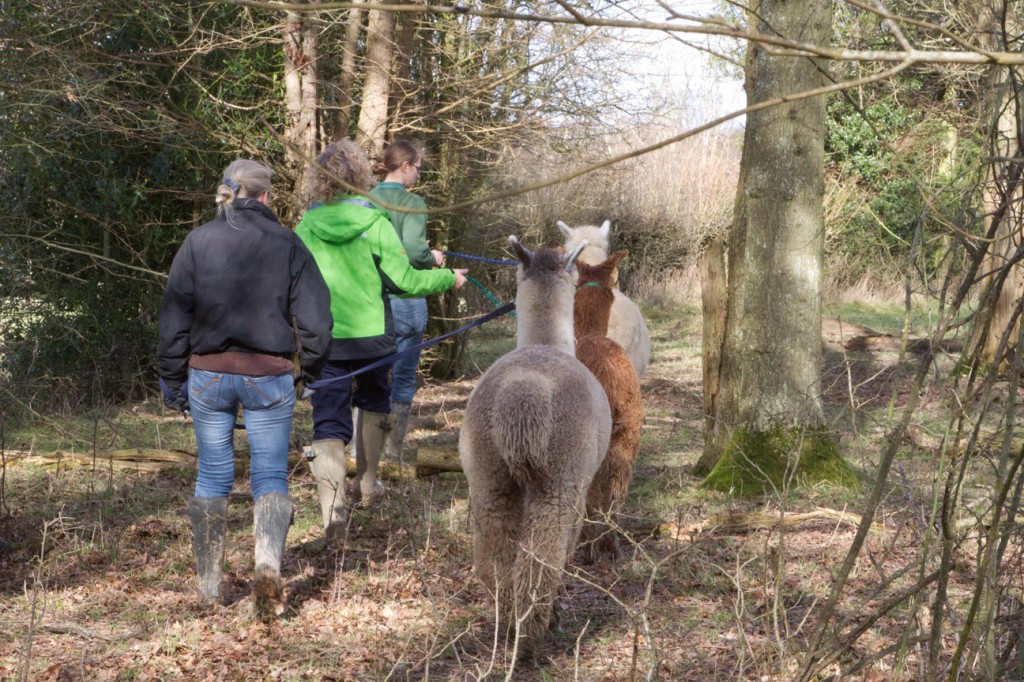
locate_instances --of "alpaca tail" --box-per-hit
[489,375,554,485]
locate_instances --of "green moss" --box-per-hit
[703,425,860,496]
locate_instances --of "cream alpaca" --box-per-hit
[558,220,652,376]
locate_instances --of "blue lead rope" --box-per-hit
[306,301,516,390]
[307,250,519,388]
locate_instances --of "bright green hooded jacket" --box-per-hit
[295,197,456,360]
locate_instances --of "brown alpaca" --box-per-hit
[559,220,651,375]
[460,237,611,661]
[574,251,644,558]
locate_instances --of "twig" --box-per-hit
[42,622,147,641]
[0,411,8,517]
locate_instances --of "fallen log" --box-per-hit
[637,507,886,541]
[821,316,962,354]
[4,448,195,473]
[7,444,465,480]
[412,446,463,476]
[297,445,460,479]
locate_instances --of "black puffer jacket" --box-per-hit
[157,198,332,389]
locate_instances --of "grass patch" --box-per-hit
[824,298,945,337]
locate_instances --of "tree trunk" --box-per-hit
[389,0,420,133]
[970,8,1024,368]
[959,6,1024,677]
[282,1,320,214]
[702,0,854,494]
[355,1,394,158]
[334,0,365,140]
[695,237,728,474]
[426,139,470,379]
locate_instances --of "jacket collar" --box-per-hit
[232,197,281,224]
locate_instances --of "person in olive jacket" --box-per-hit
[157,159,332,620]
[369,140,443,467]
[295,139,465,540]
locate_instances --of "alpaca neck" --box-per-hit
[516,281,576,355]
[574,285,613,338]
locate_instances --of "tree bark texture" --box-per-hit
[702,0,849,492]
[972,4,1024,368]
[389,1,420,133]
[334,0,365,139]
[698,237,728,472]
[282,1,320,213]
[355,2,394,158]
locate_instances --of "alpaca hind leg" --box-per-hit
[601,439,640,557]
[510,492,580,655]
[469,473,523,595]
[581,460,614,562]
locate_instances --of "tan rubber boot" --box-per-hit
[189,497,228,606]
[347,408,362,502]
[352,410,389,507]
[253,492,293,622]
[308,439,347,542]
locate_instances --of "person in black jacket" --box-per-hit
[157,159,332,620]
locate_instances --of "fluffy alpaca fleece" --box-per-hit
[558,220,652,376]
[459,238,611,658]
[574,251,644,557]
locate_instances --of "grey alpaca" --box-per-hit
[459,237,612,656]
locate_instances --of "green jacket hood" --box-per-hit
[301,199,383,245]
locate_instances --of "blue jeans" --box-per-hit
[188,369,296,500]
[390,296,428,405]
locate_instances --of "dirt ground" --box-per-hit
[0,313,983,681]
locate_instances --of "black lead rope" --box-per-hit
[306,301,516,391]
[222,301,516,430]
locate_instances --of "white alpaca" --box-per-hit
[459,237,611,657]
[558,220,651,376]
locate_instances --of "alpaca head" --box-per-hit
[577,250,627,289]
[508,236,587,352]
[557,220,611,266]
[574,251,627,338]
[509,235,587,284]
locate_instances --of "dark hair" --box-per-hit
[311,139,374,203]
[371,139,424,177]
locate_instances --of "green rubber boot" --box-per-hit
[253,492,293,622]
[384,401,412,465]
[189,497,228,606]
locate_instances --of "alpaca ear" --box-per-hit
[564,240,588,271]
[598,220,611,241]
[608,250,628,268]
[508,235,533,265]
[556,220,572,240]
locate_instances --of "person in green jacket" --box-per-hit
[369,140,441,466]
[295,139,466,538]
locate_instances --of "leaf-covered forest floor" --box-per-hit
[0,298,988,681]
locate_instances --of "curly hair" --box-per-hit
[311,139,374,204]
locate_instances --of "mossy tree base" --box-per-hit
[703,425,859,496]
